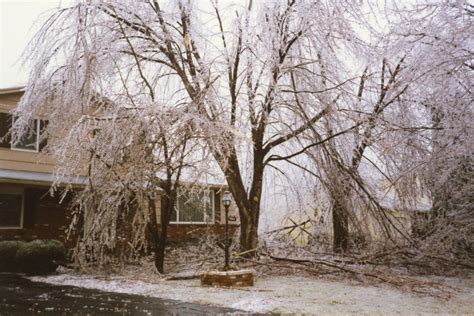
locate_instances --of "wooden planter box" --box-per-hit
[200,269,255,287]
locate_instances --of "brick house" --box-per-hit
[0,87,238,247]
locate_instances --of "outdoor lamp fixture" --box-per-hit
[222,190,232,271]
[223,191,231,207]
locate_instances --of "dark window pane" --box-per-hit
[12,119,38,151]
[0,194,22,227]
[39,119,48,151]
[0,113,12,148]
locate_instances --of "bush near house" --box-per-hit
[0,240,24,272]
[0,240,66,275]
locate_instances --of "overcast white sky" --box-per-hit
[0,0,68,89]
[0,0,239,89]
[0,0,380,90]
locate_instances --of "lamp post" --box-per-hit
[200,190,254,287]
[222,190,232,271]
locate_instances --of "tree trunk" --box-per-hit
[222,151,263,257]
[147,197,162,273]
[155,220,168,274]
[332,200,349,253]
[239,205,259,255]
[213,129,266,258]
[148,188,175,274]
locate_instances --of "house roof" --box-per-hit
[0,86,25,95]
[0,169,86,186]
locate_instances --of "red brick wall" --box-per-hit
[0,185,74,247]
[1,184,239,247]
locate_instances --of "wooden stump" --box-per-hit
[200,269,255,287]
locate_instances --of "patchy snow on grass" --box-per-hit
[30,273,474,314]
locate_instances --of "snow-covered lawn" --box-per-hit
[30,272,473,314]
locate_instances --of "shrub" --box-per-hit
[0,240,25,272]
[15,240,66,275]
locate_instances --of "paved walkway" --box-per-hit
[0,273,243,315]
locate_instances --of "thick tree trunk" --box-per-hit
[239,205,260,255]
[155,221,168,274]
[224,160,262,257]
[147,197,163,273]
[148,188,175,274]
[332,200,349,253]
[215,130,265,258]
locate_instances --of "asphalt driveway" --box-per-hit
[0,273,243,315]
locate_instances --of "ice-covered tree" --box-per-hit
[13,0,471,265]
[13,0,370,256]
[381,0,473,261]
[11,1,210,270]
[288,0,472,256]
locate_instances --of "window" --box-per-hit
[0,112,12,148]
[0,112,47,152]
[0,191,23,229]
[171,190,214,224]
[12,118,38,151]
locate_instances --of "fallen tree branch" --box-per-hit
[265,219,311,235]
[259,252,454,298]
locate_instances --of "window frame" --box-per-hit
[0,190,25,230]
[10,117,41,153]
[171,189,216,225]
